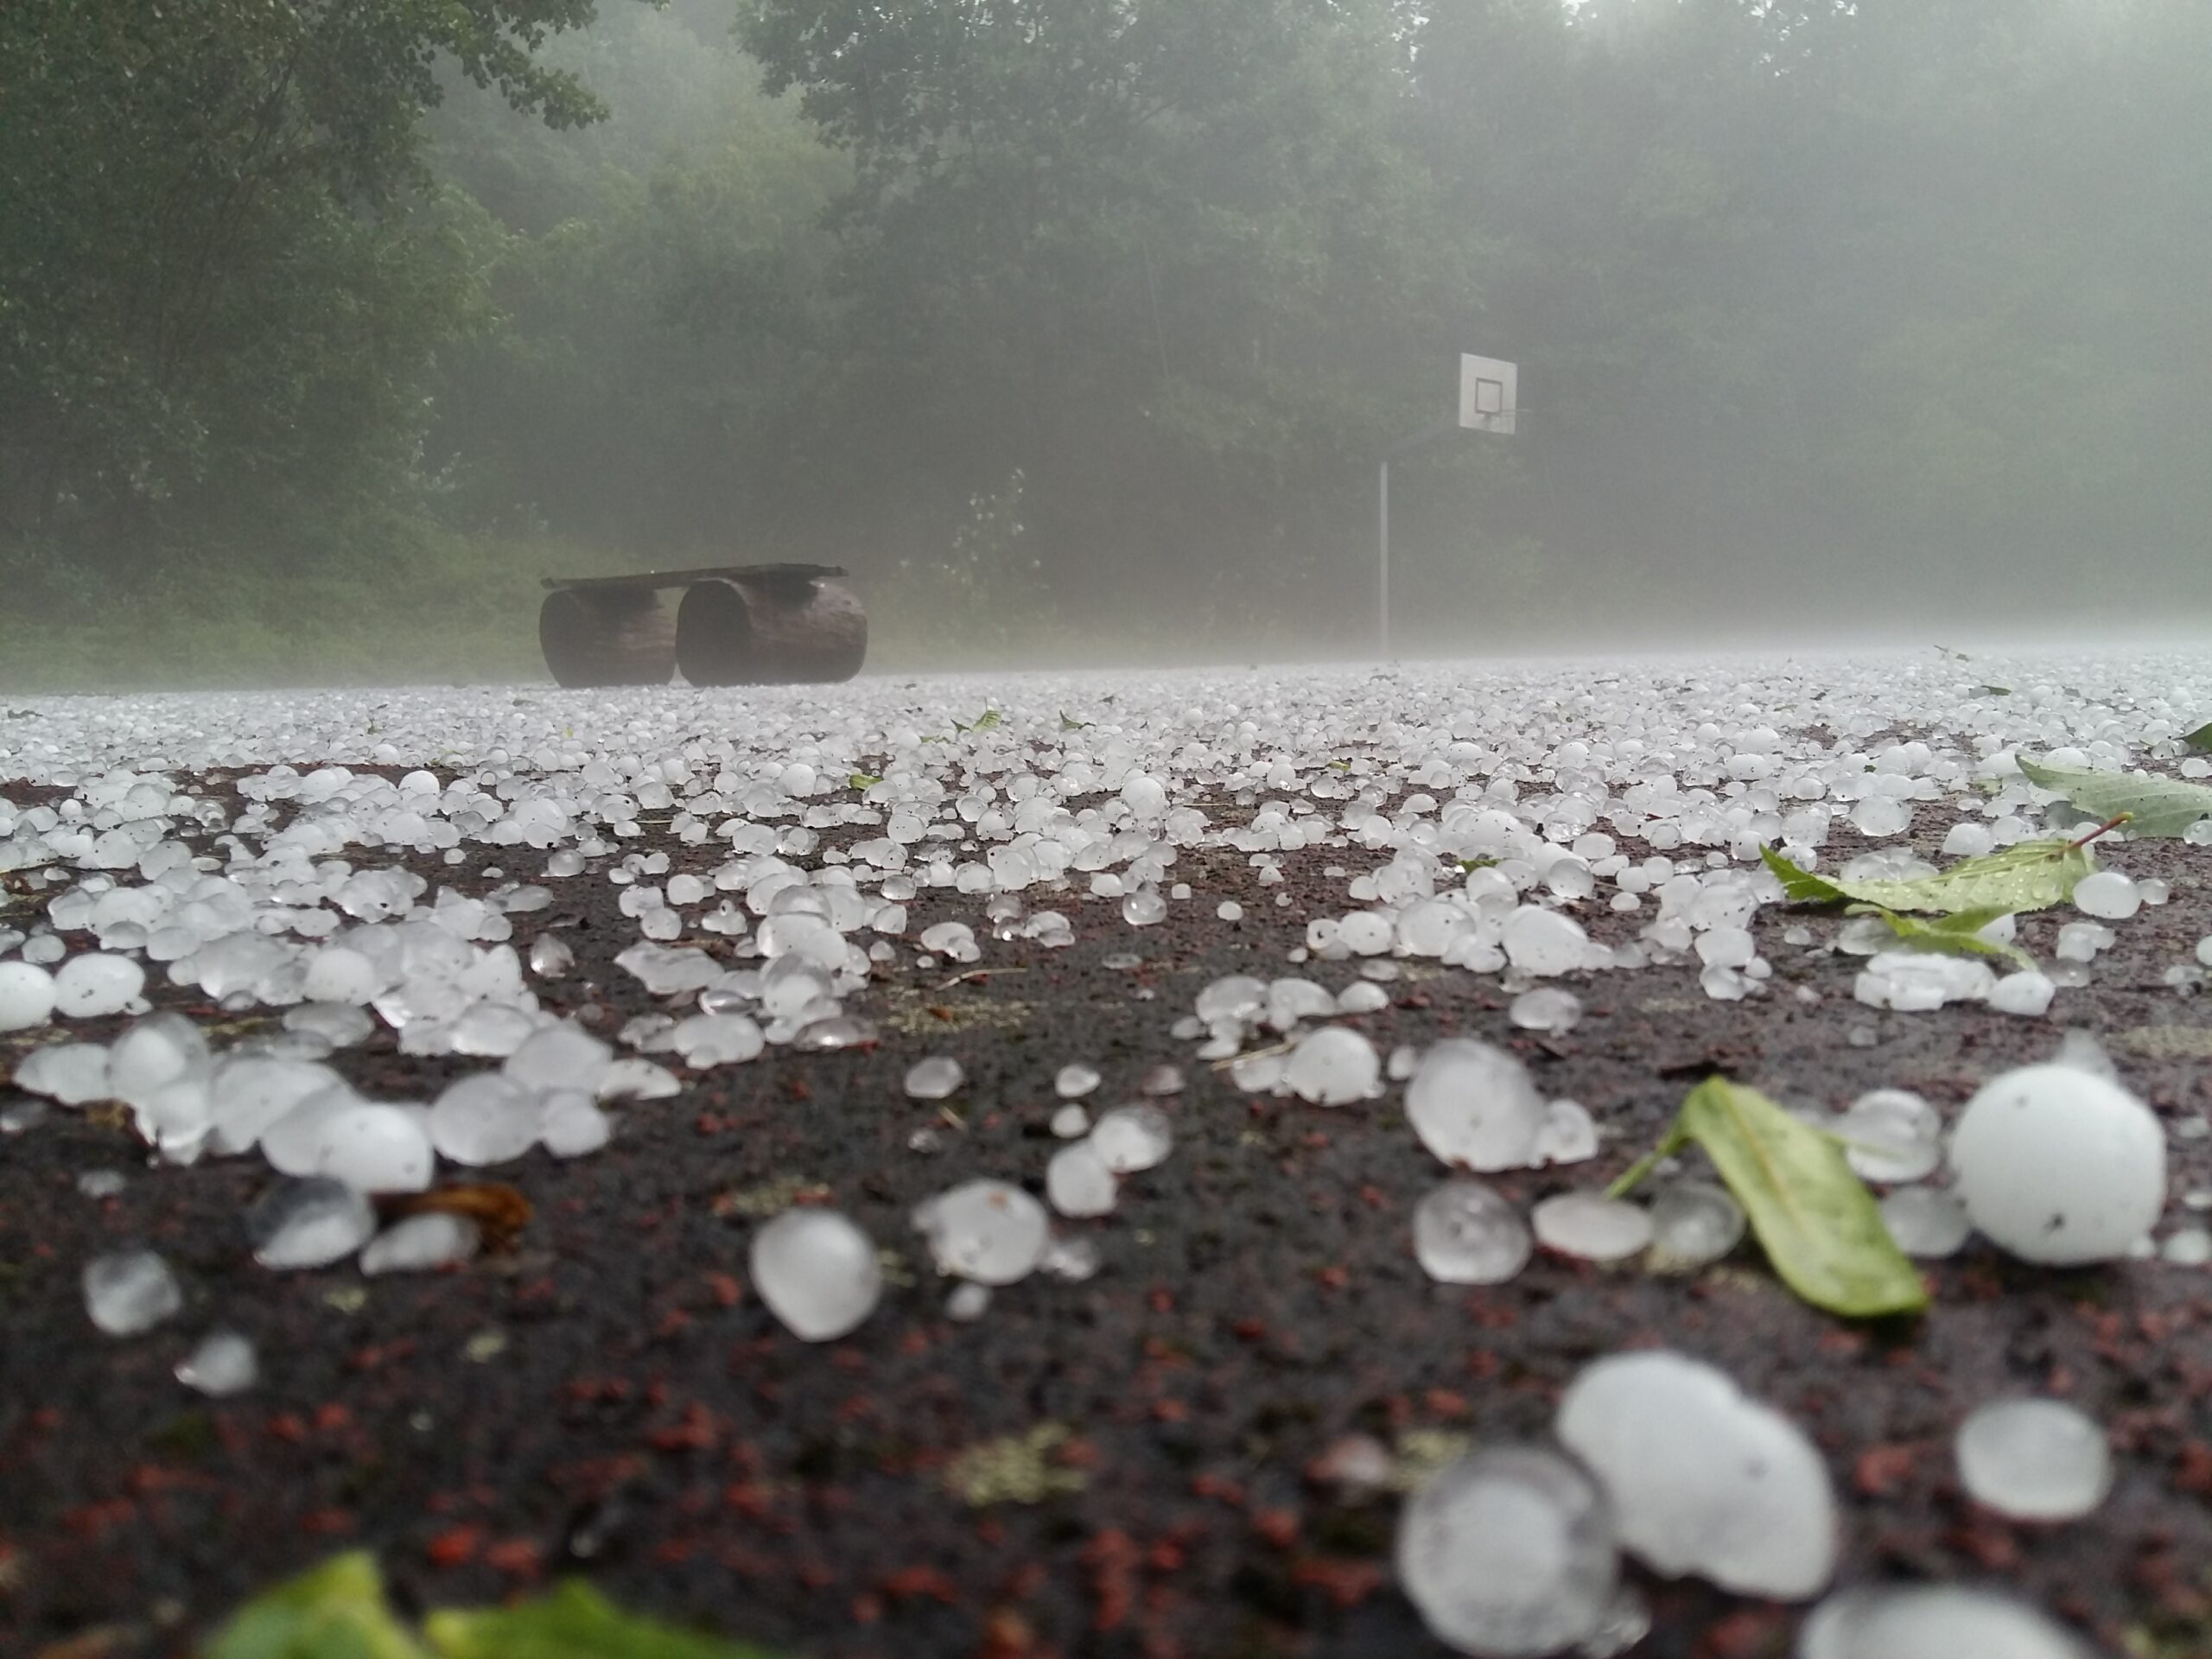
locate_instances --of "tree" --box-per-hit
[0,0,621,580]
[738,0,1467,620]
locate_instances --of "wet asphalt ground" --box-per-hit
[4,714,2212,1659]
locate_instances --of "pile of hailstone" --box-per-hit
[6,652,2208,1648]
[1398,1348,2105,1658]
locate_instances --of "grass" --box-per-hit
[0,520,1628,693]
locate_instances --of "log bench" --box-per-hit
[538,564,867,688]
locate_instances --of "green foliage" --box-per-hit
[202,1553,427,1659]
[0,0,621,581]
[0,523,573,690]
[206,1553,782,1659]
[1761,841,2091,915]
[11,0,2212,677]
[1611,1078,1928,1319]
[2183,722,2212,753]
[2018,756,2212,840]
[1847,905,2035,973]
[424,1581,780,1659]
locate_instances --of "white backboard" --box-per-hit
[1459,353,1518,435]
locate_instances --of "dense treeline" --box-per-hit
[3,0,2207,675]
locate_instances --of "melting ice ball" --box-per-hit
[249,1177,377,1269]
[1646,1181,1747,1274]
[54,953,145,1018]
[749,1209,882,1341]
[1834,1088,1942,1184]
[1046,1141,1119,1218]
[1284,1026,1380,1105]
[1948,1063,2165,1264]
[1406,1039,1548,1173]
[914,1179,1049,1285]
[904,1055,965,1101]
[1089,1104,1173,1173]
[1395,1445,1619,1658]
[1533,1192,1652,1262]
[1556,1350,1837,1599]
[1878,1187,1973,1259]
[1413,1179,1533,1285]
[0,962,57,1031]
[84,1249,182,1336]
[1954,1398,2111,1522]
[176,1330,258,1396]
[1796,1585,2091,1659]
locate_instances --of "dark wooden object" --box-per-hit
[537,585,677,688]
[537,563,866,688]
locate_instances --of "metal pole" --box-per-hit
[1378,458,1390,659]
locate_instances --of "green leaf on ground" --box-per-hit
[951,709,1001,734]
[1611,1078,1927,1319]
[2183,721,2212,753]
[2018,755,2212,839]
[425,1582,779,1659]
[1974,683,2012,697]
[1846,904,2035,972]
[1760,840,2090,914]
[202,1552,429,1659]
[1058,710,1090,731]
[847,772,880,789]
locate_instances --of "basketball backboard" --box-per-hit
[1459,353,1518,435]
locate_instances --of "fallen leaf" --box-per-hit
[1761,841,2089,915]
[1846,904,2034,972]
[202,1551,428,1659]
[1611,1078,1927,1319]
[2018,755,2212,839]
[381,1184,532,1252]
[425,1580,780,1657]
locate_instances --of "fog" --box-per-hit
[3,0,2207,686]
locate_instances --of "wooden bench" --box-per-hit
[537,564,868,688]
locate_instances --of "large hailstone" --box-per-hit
[913,1179,1049,1285]
[749,1209,883,1341]
[1948,1063,2165,1264]
[1555,1350,1837,1599]
[1954,1398,2111,1522]
[1395,1446,1619,1657]
[1796,1585,2091,1659]
[1406,1039,1548,1172]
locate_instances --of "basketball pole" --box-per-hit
[1378,458,1390,659]
[1376,415,1459,662]
[1375,355,1518,663]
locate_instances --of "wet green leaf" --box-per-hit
[2018,755,2212,839]
[1846,903,2034,972]
[202,1552,429,1659]
[1058,710,1090,731]
[2183,721,2212,753]
[1761,840,2088,914]
[425,1583,779,1659]
[1612,1079,1927,1319]
[847,772,880,789]
[951,708,1001,734]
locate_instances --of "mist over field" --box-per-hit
[3,0,2207,686]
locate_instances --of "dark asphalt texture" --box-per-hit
[3,791,2211,1659]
